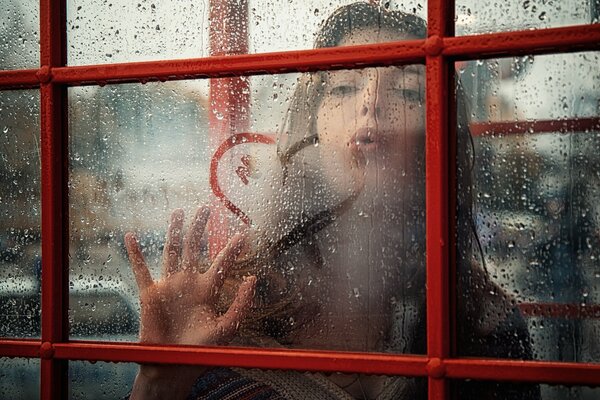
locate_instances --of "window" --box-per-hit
[1,0,599,399]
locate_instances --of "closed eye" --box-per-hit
[393,88,423,102]
[328,84,358,97]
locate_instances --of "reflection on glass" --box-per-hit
[455,380,599,400]
[0,357,39,399]
[69,360,136,400]
[0,90,41,338]
[0,0,38,70]
[67,0,426,65]
[456,0,598,35]
[457,52,600,363]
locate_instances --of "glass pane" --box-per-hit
[457,0,599,35]
[0,0,39,70]
[0,90,41,338]
[67,1,426,65]
[454,380,599,400]
[456,52,600,362]
[68,66,427,353]
[69,360,136,399]
[0,357,39,399]
[74,362,425,400]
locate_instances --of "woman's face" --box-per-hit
[316,29,425,206]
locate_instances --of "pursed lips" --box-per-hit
[350,128,388,152]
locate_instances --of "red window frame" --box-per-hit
[1,0,600,398]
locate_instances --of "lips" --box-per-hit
[351,128,384,152]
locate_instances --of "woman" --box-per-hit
[126,3,538,399]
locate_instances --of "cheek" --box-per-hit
[316,105,351,145]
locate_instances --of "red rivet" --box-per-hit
[423,35,444,56]
[40,342,54,359]
[426,357,446,379]
[36,65,52,83]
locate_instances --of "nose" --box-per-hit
[359,72,384,119]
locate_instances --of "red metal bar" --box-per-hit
[470,117,600,136]
[445,358,600,385]
[46,40,425,86]
[427,0,454,398]
[39,0,67,398]
[53,341,428,376]
[0,69,39,89]
[445,23,600,60]
[0,339,41,358]
[207,0,250,258]
[519,303,600,319]
[1,25,599,90]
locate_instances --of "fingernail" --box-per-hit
[171,208,184,222]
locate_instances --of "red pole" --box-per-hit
[208,0,250,258]
[426,0,455,399]
[39,0,68,399]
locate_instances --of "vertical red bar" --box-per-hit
[207,0,250,258]
[39,0,68,399]
[426,0,454,399]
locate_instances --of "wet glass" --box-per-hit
[0,0,39,70]
[69,360,136,399]
[68,81,209,341]
[70,361,425,399]
[66,0,427,66]
[0,90,41,338]
[67,66,427,354]
[456,51,600,362]
[453,380,599,400]
[456,0,598,35]
[455,0,600,35]
[0,357,39,399]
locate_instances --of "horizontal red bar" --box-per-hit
[446,358,600,386]
[470,117,600,136]
[445,23,600,60]
[53,341,428,376]
[0,339,41,358]
[50,40,425,86]
[1,25,598,89]
[519,303,600,319]
[4,340,600,385]
[0,69,40,89]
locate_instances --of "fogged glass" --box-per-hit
[68,65,427,353]
[67,0,426,65]
[0,90,41,338]
[78,361,425,400]
[457,52,600,363]
[454,380,599,400]
[456,0,598,35]
[69,360,136,399]
[0,0,38,70]
[0,357,39,399]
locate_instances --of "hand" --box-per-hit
[125,207,256,346]
[125,207,256,400]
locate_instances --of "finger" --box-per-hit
[124,232,153,292]
[182,206,210,270]
[216,276,256,343]
[205,233,245,292]
[162,208,185,277]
